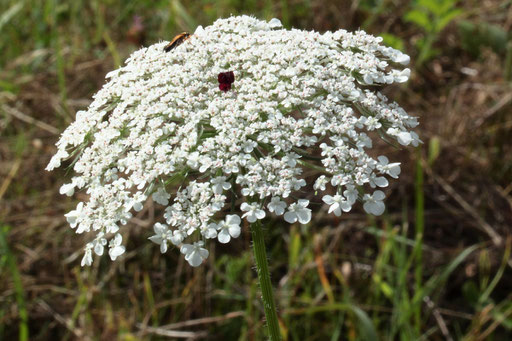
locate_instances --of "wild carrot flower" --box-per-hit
[47,16,418,267]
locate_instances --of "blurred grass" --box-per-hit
[1,0,512,340]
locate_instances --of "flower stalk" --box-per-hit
[251,220,281,341]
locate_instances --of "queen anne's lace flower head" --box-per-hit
[47,16,419,267]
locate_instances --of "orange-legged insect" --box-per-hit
[163,32,191,52]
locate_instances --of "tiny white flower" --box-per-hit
[369,174,389,188]
[241,141,257,153]
[108,234,125,261]
[180,241,209,267]
[269,18,282,29]
[322,194,352,216]
[313,175,328,191]
[93,232,107,256]
[203,223,218,239]
[211,176,232,194]
[81,243,93,267]
[267,197,286,216]
[149,222,173,253]
[282,152,300,167]
[241,202,266,223]
[284,199,311,224]
[397,131,413,146]
[377,156,401,179]
[64,202,84,229]
[170,229,187,246]
[343,185,358,205]
[216,215,241,244]
[152,187,170,206]
[194,25,205,36]
[363,190,386,216]
[59,183,75,196]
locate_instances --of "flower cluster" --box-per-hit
[47,16,418,267]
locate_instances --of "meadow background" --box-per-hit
[1,0,511,340]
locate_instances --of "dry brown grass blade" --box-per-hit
[153,311,245,330]
[37,299,87,340]
[424,296,454,341]
[476,302,512,340]
[314,234,335,303]
[0,158,21,200]
[136,311,244,339]
[425,164,503,247]
[474,91,512,128]
[136,325,208,339]
[1,104,59,135]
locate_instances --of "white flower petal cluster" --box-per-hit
[47,16,418,267]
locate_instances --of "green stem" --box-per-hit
[251,220,282,341]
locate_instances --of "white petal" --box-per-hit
[269,18,282,29]
[322,195,334,205]
[364,201,385,216]
[246,214,257,223]
[198,248,209,259]
[374,190,386,200]
[154,223,167,234]
[94,243,104,256]
[255,210,266,219]
[148,235,163,245]
[228,225,241,238]
[297,199,309,207]
[296,209,311,224]
[378,155,389,165]
[218,229,231,243]
[109,246,125,260]
[284,212,297,223]
[328,202,340,215]
[180,244,193,255]
[374,177,389,188]
[160,241,168,253]
[204,228,217,239]
[59,183,75,196]
[186,250,203,267]
[81,252,92,267]
[226,214,241,225]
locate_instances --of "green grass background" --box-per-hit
[1,0,511,340]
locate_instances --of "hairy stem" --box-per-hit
[251,220,282,341]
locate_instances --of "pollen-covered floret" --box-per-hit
[47,15,418,267]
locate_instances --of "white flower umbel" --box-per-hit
[47,16,418,267]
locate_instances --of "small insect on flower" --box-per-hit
[163,32,191,52]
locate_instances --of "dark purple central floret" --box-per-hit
[218,71,235,91]
[218,71,234,84]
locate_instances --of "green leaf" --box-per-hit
[427,136,441,166]
[436,9,462,32]
[380,33,405,52]
[458,20,508,56]
[404,9,432,31]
